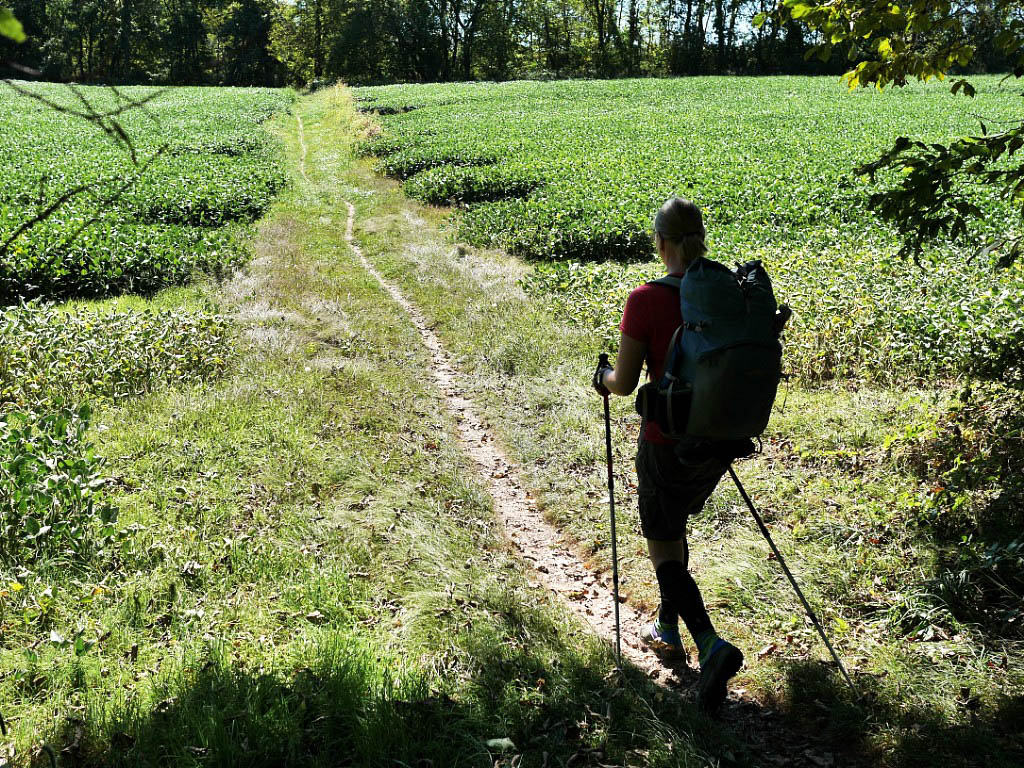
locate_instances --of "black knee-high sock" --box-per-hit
[655,560,714,641]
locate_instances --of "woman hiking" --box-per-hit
[592,196,746,712]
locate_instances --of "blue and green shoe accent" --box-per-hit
[642,619,686,659]
[695,630,744,712]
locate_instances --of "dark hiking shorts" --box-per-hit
[635,438,728,542]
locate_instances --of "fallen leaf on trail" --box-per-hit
[916,624,948,642]
[757,643,778,660]
[306,610,327,624]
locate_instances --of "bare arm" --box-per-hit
[602,332,647,396]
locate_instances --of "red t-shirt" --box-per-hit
[619,274,683,444]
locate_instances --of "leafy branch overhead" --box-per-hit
[0,7,24,43]
[760,0,1024,264]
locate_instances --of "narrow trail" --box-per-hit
[292,113,661,675]
[290,112,660,676]
[295,112,828,766]
[341,196,661,672]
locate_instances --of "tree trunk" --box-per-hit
[119,0,133,79]
[628,0,640,75]
[313,0,323,79]
[436,0,450,80]
[588,0,608,73]
[714,0,725,71]
[459,0,485,79]
[694,0,705,72]
[727,0,738,53]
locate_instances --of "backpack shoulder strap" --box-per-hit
[646,275,683,380]
[649,275,682,289]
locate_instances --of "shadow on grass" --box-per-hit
[57,594,746,767]
[766,661,1024,768]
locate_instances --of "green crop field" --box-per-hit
[1,77,1022,767]
[0,84,293,303]
[354,76,1024,385]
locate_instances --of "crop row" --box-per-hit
[356,77,1018,263]
[523,245,1024,385]
[0,84,293,302]
[355,77,1024,382]
[0,301,232,412]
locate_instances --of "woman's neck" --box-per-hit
[665,254,692,275]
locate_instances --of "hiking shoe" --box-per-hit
[696,639,744,712]
[642,619,685,659]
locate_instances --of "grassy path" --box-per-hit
[330,121,665,680]
[317,104,835,761]
[305,103,824,764]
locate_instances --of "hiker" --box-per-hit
[592,197,746,712]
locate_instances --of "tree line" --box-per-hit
[0,0,1016,87]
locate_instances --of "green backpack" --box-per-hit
[636,256,789,441]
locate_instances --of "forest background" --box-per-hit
[0,0,1016,88]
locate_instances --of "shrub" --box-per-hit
[0,405,117,564]
[903,382,1024,634]
[0,302,232,412]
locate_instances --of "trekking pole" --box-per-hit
[727,465,858,696]
[599,353,623,667]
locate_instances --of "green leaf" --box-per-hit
[74,634,95,657]
[0,7,25,42]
